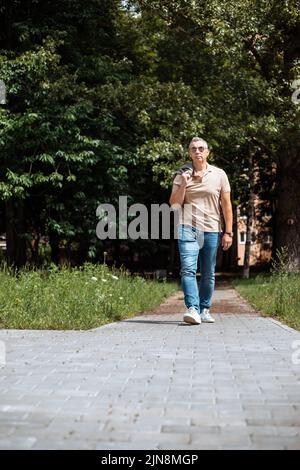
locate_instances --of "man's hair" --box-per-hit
[189,137,209,149]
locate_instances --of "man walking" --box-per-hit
[169,137,233,325]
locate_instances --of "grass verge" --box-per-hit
[0,263,179,330]
[231,273,300,331]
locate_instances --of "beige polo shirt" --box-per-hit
[172,163,231,232]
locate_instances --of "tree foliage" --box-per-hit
[0,0,299,269]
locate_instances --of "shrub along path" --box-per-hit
[0,278,300,450]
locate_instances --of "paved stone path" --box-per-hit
[0,280,300,450]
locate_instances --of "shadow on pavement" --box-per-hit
[122,319,191,326]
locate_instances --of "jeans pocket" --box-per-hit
[177,224,195,242]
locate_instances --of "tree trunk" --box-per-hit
[5,198,27,267]
[28,231,40,266]
[168,238,176,273]
[242,153,255,279]
[49,231,60,265]
[274,149,300,272]
[76,237,89,265]
[224,204,238,272]
[242,208,253,279]
[274,22,300,271]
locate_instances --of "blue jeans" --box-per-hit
[178,224,220,313]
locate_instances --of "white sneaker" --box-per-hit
[183,307,201,325]
[200,308,215,323]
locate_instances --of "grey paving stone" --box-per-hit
[251,435,300,450]
[0,437,37,450]
[1,283,300,450]
[130,431,190,445]
[161,424,220,436]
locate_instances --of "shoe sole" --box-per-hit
[200,318,215,323]
[183,315,201,325]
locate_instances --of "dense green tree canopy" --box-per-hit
[0,0,299,269]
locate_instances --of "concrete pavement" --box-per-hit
[0,280,300,450]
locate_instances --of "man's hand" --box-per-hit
[180,170,192,186]
[222,233,233,251]
[169,171,192,207]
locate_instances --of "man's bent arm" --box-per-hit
[169,183,187,207]
[221,190,233,233]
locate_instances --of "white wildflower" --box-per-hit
[91,277,98,281]
[102,278,107,282]
[111,275,118,280]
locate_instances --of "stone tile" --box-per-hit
[1,283,300,450]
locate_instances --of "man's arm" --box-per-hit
[169,172,191,207]
[169,182,186,207]
[221,190,233,232]
[220,190,233,250]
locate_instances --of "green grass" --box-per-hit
[231,273,300,331]
[0,263,179,330]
